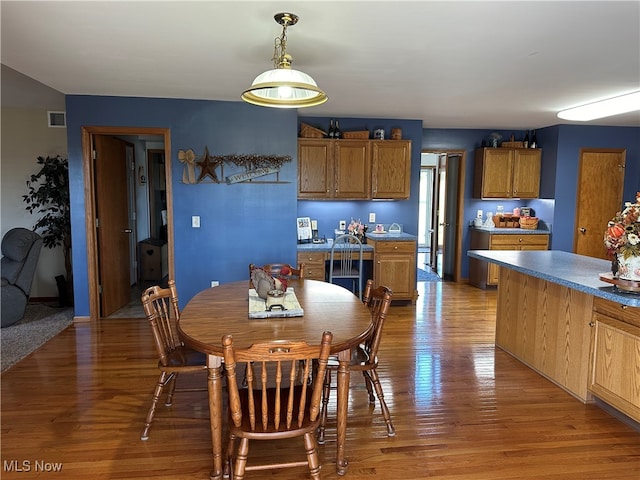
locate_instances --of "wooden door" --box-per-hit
[94,135,131,317]
[371,140,411,199]
[298,139,332,198]
[574,149,626,259]
[512,149,541,198]
[334,140,370,199]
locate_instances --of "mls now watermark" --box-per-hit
[4,459,63,473]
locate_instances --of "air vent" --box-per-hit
[47,111,66,128]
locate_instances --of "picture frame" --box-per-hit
[297,217,312,243]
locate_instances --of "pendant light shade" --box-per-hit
[242,13,327,109]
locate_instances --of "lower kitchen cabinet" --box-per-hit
[368,238,417,302]
[296,251,326,281]
[469,230,549,288]
[590,298,640,422]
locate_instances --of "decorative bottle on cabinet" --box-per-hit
[334,120,341,139]
[328,119,335,138]
[530,130,537,148]
[523,131,529,148]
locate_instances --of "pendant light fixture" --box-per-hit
[242,13,327,109]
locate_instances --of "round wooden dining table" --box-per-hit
[178,278,374,479]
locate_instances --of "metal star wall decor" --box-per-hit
[177,146,292,185]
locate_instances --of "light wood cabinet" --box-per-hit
[495,268,593,402]
[473,147,541,199]
[298,139,411,200]
[371,141,411,199]
[296,251,326,281]
[368,238,417,302]
[590,298,640,422]
[469,231,549,288]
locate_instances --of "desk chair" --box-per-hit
[222,331,333,480]
[317,279,395,444]
[140,280,207,440]
[329,234,363,299]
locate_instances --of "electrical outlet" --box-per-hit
[211,281,219,287]
[369,212,376,223]
[476,210,483,219]
[192,215,200,228]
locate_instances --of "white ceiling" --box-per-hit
[2,1,639,129]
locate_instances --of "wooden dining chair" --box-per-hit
[329,234,363,299]
[222,331,333,480]
[140,279,207,441]
[317,279,394,444]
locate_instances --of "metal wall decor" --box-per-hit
[177,147,292,184]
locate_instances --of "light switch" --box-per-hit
[192,215,200,228]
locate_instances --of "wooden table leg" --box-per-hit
[207,354,224,480]
[336,351,351,475]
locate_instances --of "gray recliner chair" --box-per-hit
[1,228,43,328]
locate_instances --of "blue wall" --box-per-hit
[65,95,639,315]
[297,117,423,238]
[423,126,639,277]
[66,96,299,314]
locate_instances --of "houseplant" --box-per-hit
[604,192,640,281]
[22,155,72,304]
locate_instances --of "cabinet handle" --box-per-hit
[589,321,595,327]
[394,246,398,250]
[579,227,587,233]
[518,237,522,242]
[620,305,628,310]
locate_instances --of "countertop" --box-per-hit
[467,250,640,307]
[470,226,551,235]
[298,232,416,252]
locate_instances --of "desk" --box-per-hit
[178,279,373,479]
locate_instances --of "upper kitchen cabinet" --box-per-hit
[298,139,370,199]
[473,147,541,199]
[371,140,412,199]
[298,138,411,200]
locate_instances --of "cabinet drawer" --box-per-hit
[372,241,416,254]
[593,298,640,328]
[490,234,548,248]
[297,252,326,281]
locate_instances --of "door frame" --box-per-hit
[82,126,173,321]
[421,149,466,282]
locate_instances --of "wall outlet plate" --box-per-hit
[369,212,376,223]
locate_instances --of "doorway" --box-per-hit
[419,150,466,282]
[574,148,626,259]
[81,126,173,321]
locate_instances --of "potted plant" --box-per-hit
[22,155,72,305]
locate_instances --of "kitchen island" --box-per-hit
[468,250,640,424]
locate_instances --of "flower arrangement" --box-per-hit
[347,218,367,237]
[604,192,640,262]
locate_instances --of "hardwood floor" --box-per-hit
[2,281,638,479]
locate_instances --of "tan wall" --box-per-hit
[1,107,68,298]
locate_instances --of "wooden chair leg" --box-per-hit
[304,431,322,480]
[366,369,395,436]
[317,369,331,444]
[141,371,168,440]
[233,437,250,480]
[164,372,177,406]
[363,370,375,403]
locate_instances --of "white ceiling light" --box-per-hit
[557,91,640,121]
[242,13,327,109]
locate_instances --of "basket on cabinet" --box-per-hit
[519,217,539,230]
[341,130,370,139]
[299,123,327,138]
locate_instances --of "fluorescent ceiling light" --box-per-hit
[557,91,640,121]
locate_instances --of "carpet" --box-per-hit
[417,268,441,282]
[1,303,73,372]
